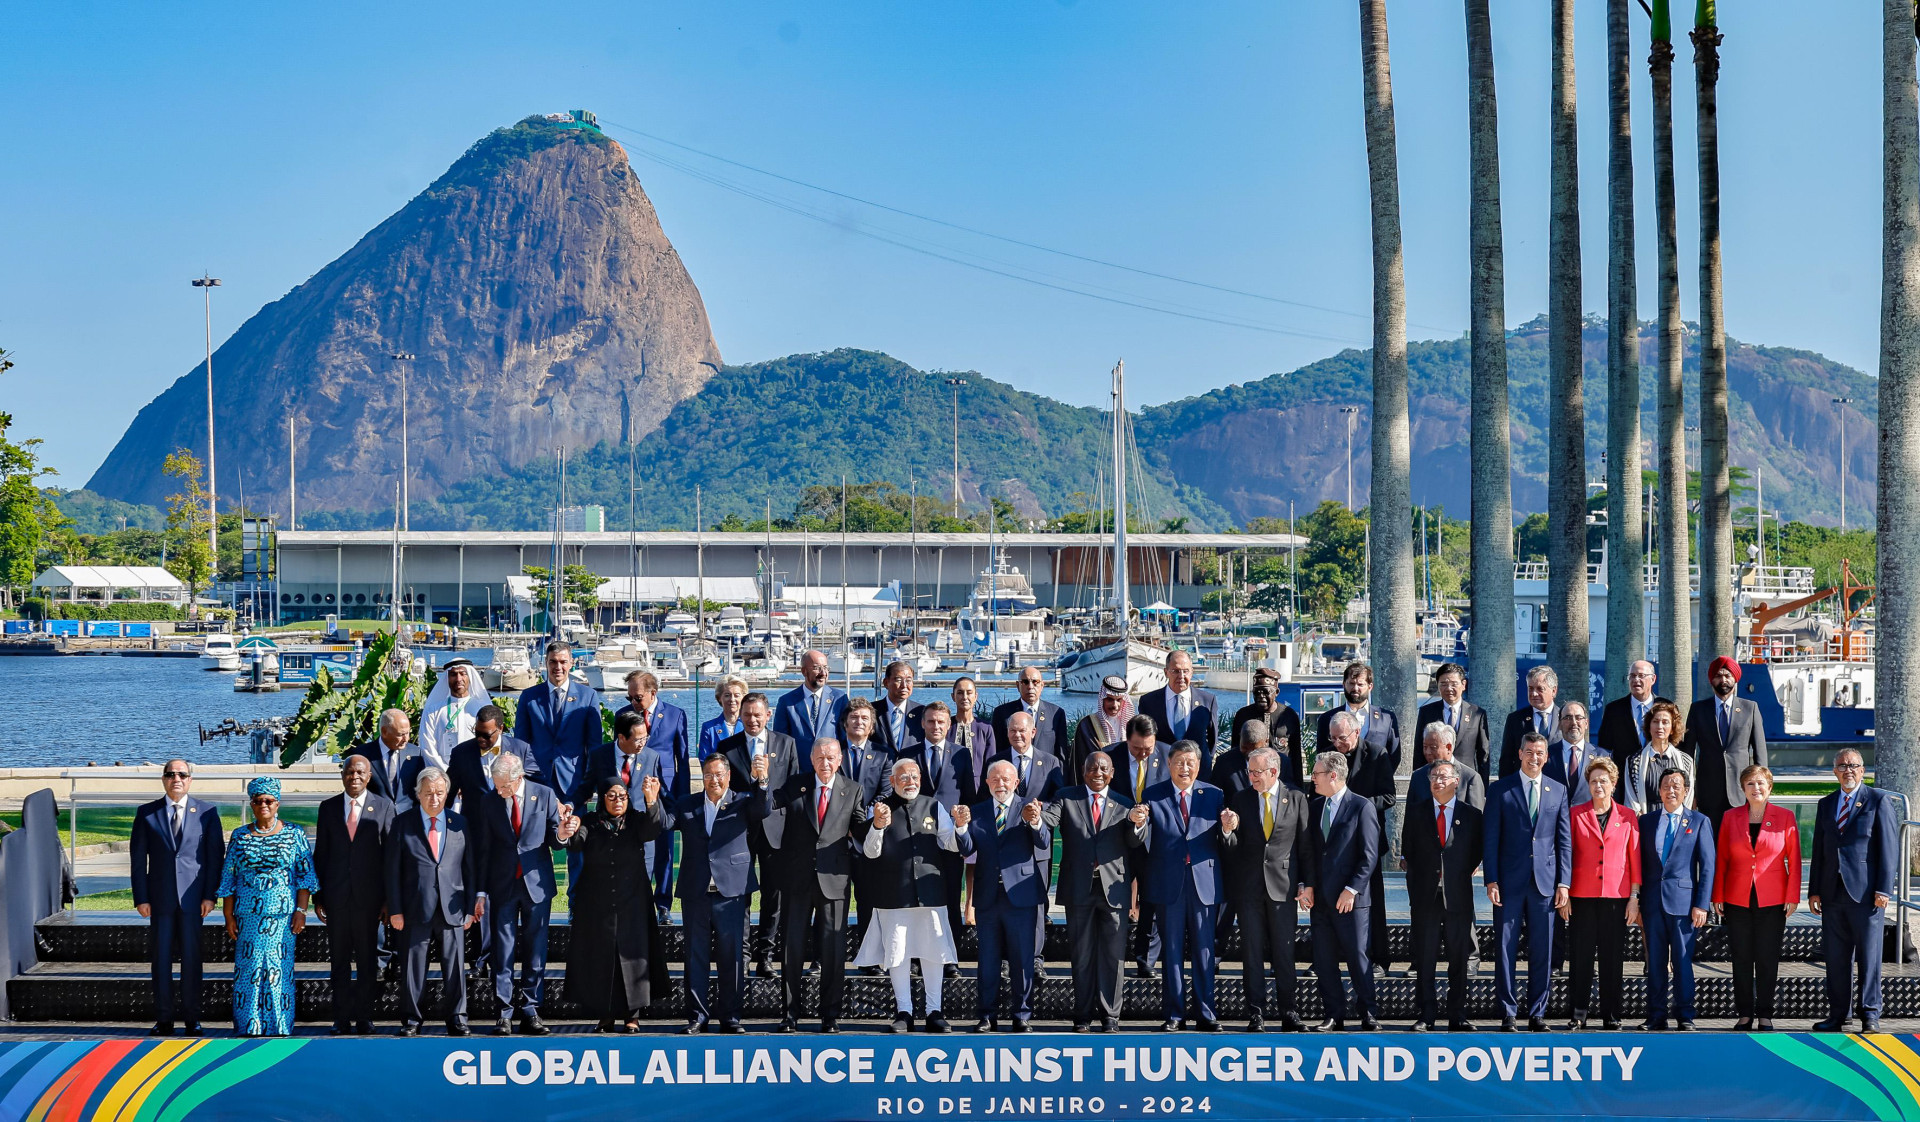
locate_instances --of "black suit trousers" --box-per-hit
[327,903,383,1026]
[1566,896,1627,1021]
[148,907,205,1026]
[685,890,748,1023]
[1066,898,1126,1022]
[1410,891,1473,1023]
[781,884,849,1020]
[1310,900,1376,1021]
[400,915,467,1025]
[1723,901,1787,1018]
[752,853,784,962]
[1239,895,1299,1018]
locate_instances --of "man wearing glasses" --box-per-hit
[1810,749,1899,1032]
[130,760,226,1036]
[992,669,1068,759]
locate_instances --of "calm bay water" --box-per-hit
[0,656,1118,768]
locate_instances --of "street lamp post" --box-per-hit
[191,275,221,561]
[392,352,416,530]
[944,377,967,510]
[1340,405,1361,510]
[1832,397,1851,531]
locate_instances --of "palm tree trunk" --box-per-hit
[1466,0,1515,736]
[1359,0,1418,764]
[1877,0,1920,853]
[1650,0,1692,711]
[1693,2,1733,681]
[1547,0,1591,706]
[1604,0,1644,701]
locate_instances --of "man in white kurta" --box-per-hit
[854,758,959,1032]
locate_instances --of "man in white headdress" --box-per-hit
[420,658,492,770]
[854,758,960,1033]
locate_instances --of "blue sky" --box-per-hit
[0,1,1885,482]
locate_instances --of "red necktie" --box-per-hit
[817,785,830,828]
[512,796,524,877]
[1179,789,1190,829]
[428,816,440,860]
[1092,794,1103,823]
[622,754,634,788]
[1436,807,1447,848]
[347,799,360,841]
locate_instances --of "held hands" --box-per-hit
[1809,894,1823,916]
[752,754,770,783]
[314,904,328,923]
[556,814,579,842]
[1876,893,1893,911]
[1128,803,1150,828]
[872,802,893,830]
[1336,887,1357,914]
[1021,801,1042,828]
[641,776,661,807]
[951,804,971,830]
[224,913,237,939]
[1553,886,1570,913]
[1218,808,1239,835]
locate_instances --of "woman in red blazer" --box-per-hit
[1713,764,1801,1030]
[1563,757,1641,1029]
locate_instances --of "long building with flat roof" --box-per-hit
[271,529,1307,626]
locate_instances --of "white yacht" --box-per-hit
[199,633,240,672]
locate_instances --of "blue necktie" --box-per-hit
[1662,813,1679,863]
[1718,703,1731,744]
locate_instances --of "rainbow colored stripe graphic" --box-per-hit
[1755,1034,1920,1120]
[0,1038,305,1122]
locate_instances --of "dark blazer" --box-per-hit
[1595,694,1671,760]
[772,686,848,748]
[1404,762,1487,827]
[1402,799,1484,915]
[446,734,537,811]
[1114,743,1172,805]
[1498,706,1561,779]
[473,779,563,904]
[841,740,896,804]
[1681,695,1768,811]
[1138,686,1222,756]
[873,697,927,756]
[130,796,226,913]
[1045,786,1142,910]
[1301,789,1380,905]
[1416,698,1492,782]
[1138,780,1227,907]
[991,699,1069,758]
[1543,741,1612,807]
[314,792,394,916]
[717,729,800,847]
[1315,704,1402,773]
[348,740,425,806]
[581,743,664,806]
[903,740,977,809]
[385,807,479,927]
[956,796,1053,909]
[1483,771,1573,899]
[1219,783,1309,904]
[761,771,870,899]
[668,789,759,899]
[1810,785,1900,906]
[614,700,691,799]
[988,747,1065,803]
[1639,806,1716,916]
[516,679,604,806]
[1339,741,1400,819]
[1229,703,1304,787]
[951,717,999,791]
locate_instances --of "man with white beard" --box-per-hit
[854,758,960,1033]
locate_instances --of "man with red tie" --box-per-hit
[1135,741,1229,1031]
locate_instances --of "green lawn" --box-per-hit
[6,806,323,850]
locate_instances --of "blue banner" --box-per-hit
[4,1033,1919,1122]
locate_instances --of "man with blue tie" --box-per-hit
[1637,766,1714,1030]
[1138,652,1221,759]
[839,699,893,804]
[873,660,925,756]
[1134,740,1227,1032]
[1301,749,1380,1031]
[476,753,566,1037]
[955,760,1052,1032]
[774,650,848,749]
[1483,732,1571,1032]
[1811,748,1900,1032]
[999,709,1065,978]
[662,755,761,1033]
[517,641,602,885]
[130,759,226,1036]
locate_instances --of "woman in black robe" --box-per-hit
[562,781,667,1032]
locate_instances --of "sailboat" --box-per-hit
[1056,360,1169,694]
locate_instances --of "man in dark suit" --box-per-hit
[446,705,536,812]
[1231,669,1304,788]
[873,660,926,756]
[1208,719,1275,800]
[1134,740,1227,1031]
[1115,715,1171,976]
[1301,750,1381,1031]
[908,702,975,973]
[1220,747,1309,1032]
[1416,663,1491,783]
[956,760,1053,1031]
[516,641,602,857]
[838,699,893,803]
[1810,748,1901,1032]
[755,736,869,1032]
[314,755,393,1035]
[1138,651,1221,759]
[348,709,424,806]
[474,753,565,1036]
[772,650,848,750]
[1498,666,1562,780]
[1403,760,1483,1031]
[1594,659,1669,760]
[1406,723,1487,822]
[662,755,760,1033]
[717,693,799,977]
[1638,766,1715,1031]
[1681,655,1768,827]
[995,710,1066,802]
[1046,750,1142,1031]
[129,758,225,1036]
[1313,662,1402,778]
[1323,708,1399,970]
[616,670,691,913]
[582,710,664,807]
[1543,701,1607,807]
[385,766,482,1036]
[1483,732,1572,1031]
[992,666,1068,758]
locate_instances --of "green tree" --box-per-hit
[162,449,214,607]
[0,347,69,612]
[523,564,603,614]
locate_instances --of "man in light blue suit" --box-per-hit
[1134,740,1227,1031]
[774,650,849,748]
[1483,731,1571,1032]
[1638,767,1715,1031]
[517,640,602,884]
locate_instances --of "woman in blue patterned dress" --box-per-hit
[217,776,318,1036]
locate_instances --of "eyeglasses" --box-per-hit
[250,796,277,806]
[1836,762,1866,771]
[163,771,191,780]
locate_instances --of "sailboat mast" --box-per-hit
[1111,360,1130,630]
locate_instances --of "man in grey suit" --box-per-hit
[1220,747,1309,1032]
[1406,723,1487,822]
[1682,655,1768,828]
[1046,751,1143,1031]
[1416,663,1492,783]
[385,767,483,1036]
[1545,701,1608,807]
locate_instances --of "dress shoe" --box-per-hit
[182,1024,203,1037]
[925,1012,951,1033]
[1012,1018,1033,1033]
[493,1016,514,1036]
[1528,1017,1548,1033]
[149,1022,174,1037]
[682,1019,709,1035]
[1448,1020,1477,1032]
[755,959,775,979]
[1677,1020,1697,1032]
[944,964,961,981]
[355,1022,374,1036]
[1499,1017,1518,1032]
[1074,1021,1093,1033]
[777,1016,799,1033]
[821,1018,840,1034]
[1757,1019,1775,1032]
[974,1017,998,1034]
[1161,1018,1185,1032]
[447,1020,471,1037]
[597,1018,618,1033]
[1314,1018,1343,1033]
[1246,1013,1266,1032]
[1733,1017,1753,1031]
[519,1015,551,1036]
[397,1023,420,1037]
[891,1013,913,1034]
[1101,1018,1121,1033]
[1812,1018,1845,1032]
[1278,1014,1307,1033]
[1411,1020,1431,1033]
[1865,1018,1882,1033]
[801,963,819,977]
[1358,1016,1381,1032]
[1640,1018,1670,1032]
[1570,1013,1589,1030]
[1130,964,1152,979]
[329,1024,353,1036]
[720,1020,745,1034]
[1602,1019,1621,1031]
[862,965,886,977]
[1034,964,1050,980]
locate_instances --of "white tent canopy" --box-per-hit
[30,565,187,602]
